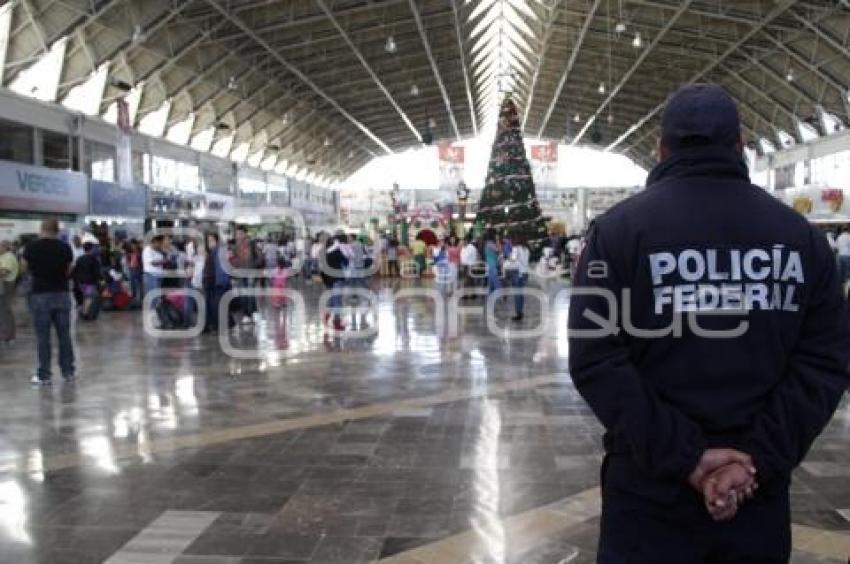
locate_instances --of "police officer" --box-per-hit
[568,84,850,563]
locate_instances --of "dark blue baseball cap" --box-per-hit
[661,83,741,152]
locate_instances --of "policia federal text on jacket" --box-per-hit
[567,84,850,563]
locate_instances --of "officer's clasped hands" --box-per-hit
[688,448,759,522]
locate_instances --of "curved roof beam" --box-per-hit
[199,0,409,43]
[314,0,421,144]
[53,2,193,96]
[759,33,850,121]
[201,0,394,155]
[520,0,562,130]
[789,10,849,60]
[408,0,461,141]
[716,69,797,142]
[570,0,694,146]
[451,0,478,137]
[535,0,602,138]
[605,0,798,152]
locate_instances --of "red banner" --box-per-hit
[530,142,557,163]
[530,141,558,190]
[437,142,464,189]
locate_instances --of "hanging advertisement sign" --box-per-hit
[90,181,147,217]
[198,193,235,221]
[529,142,558,191]
[238,192,267,208]
[116,97,135,188]
[267,173,289,207]
[0,161,88,214]
[437,142,464,190]
[775,185,849,221]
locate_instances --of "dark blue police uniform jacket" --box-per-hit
[568,146,850,504]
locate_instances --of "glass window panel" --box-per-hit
[70,137,81,171]
[132,151,145,184]
[86,140,117,182]
[0,119,34,164]
[201,166,233,194]
[41,129,71,170]
[177,161,200,192]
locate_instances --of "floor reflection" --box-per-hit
[0,279,845,562]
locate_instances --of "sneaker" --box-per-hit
[30,375,52,387]
[62,374,77,384]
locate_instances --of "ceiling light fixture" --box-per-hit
[428,117,437,128]
[385,36,397,54]
[632,32,642,48]
[227,76,237,90]
[598,82,606,94]
[786,69,794,82]
[574,113,581,122]
[410,84,420,96]
[111,79,133,92]
[132,24,145,43]
[615,22,627,34]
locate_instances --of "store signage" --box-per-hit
[0,161,88,214]
[90,181,147,217]
[149,192,192,215]
[238,191,267,208]
[437,142,465,190]
[198,193,234,221]
[269,190,290,206]
[776,185,850,221]
[530,142,558,191]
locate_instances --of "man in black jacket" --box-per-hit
[568,84,850,563]
[321,233,349,331]
[73,242,103,321]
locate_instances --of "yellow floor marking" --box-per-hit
[38,374,564,472]
[381,488,850,563]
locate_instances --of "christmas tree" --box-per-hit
[474,95,549,247]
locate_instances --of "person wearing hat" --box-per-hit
[568,84,850,562]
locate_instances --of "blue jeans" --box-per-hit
[328,280,346,317]
[143,273,160,306]
[129,268,143,304]
[304,258,316,278]
[511,271,528,316]
[486,262,501,294]
[30,292,75,380]
[79,284,101,320]
[205,285,229,332]
[183,288,198,329]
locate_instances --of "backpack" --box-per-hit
[156,298,184,329]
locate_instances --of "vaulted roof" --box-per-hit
[3,0,848,181]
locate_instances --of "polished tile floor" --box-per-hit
[0,278,848,563]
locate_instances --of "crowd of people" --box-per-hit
[0,219,588,381]
[0,223,591,347]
